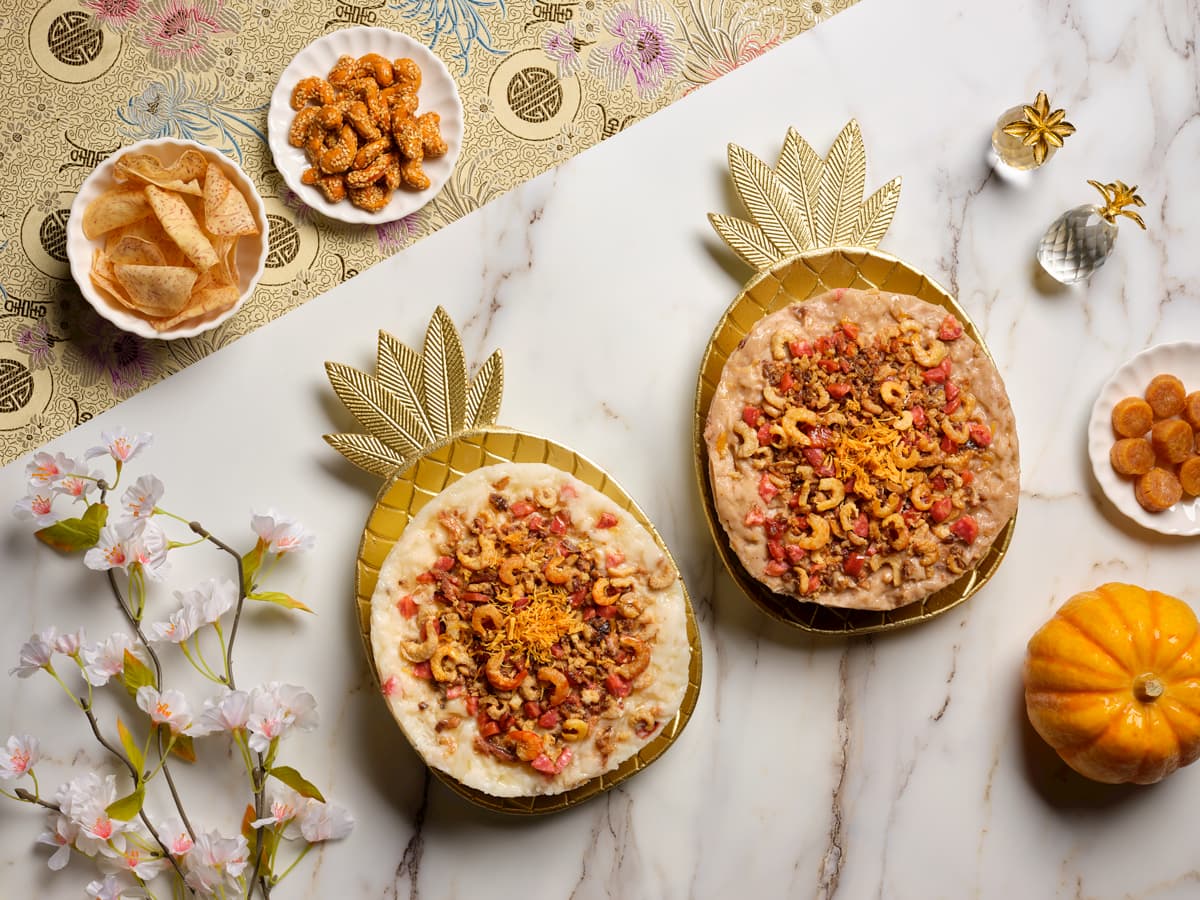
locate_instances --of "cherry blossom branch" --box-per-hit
[79,702,189,886]
[104,564,197,843]
[13,788,58,812]
[187,522,245,690]
[184,521,272,900]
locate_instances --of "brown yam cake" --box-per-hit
[704,288,1019,611]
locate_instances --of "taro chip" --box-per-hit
[89,250,135,310]
[144,185,219,271]
[81,188,152,240]
[114,263,198,316]
[151,283,240,332]
[109,219,186,267]
[106,235,167,267]
[115,150,206,196]
[202,163,259,236]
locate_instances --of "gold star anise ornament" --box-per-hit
[992,91,1076,170]
[1037,180,1147,284]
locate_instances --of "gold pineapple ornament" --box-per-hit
[1037,180,1147,284]
[992,91,1075,171]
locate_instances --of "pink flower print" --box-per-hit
[376,210,429,254]
[82,0,140,30]
[140,0,241,73]
[589,0,682,100]
[684,30,783,93]
[15,320,54,370]
[543,24,584,78]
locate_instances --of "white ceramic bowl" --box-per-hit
[267,26,464,225]
[1088,342,1200,536]
[66,137,269,341]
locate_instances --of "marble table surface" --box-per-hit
[3,0,1199,896]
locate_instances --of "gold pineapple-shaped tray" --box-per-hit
[326,308,702,814]
[697,120,1016,634]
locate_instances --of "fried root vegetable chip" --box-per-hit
[150,283,241,332]
[81,188,152,240]
[89,249,135,309]
[202,163,259,236]
[114,150,207,195]
[106,219,184,265]
[144,185,219,271]
[114,263,198,316]
[106,235,167,267]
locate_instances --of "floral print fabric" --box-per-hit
[0,0,857,464]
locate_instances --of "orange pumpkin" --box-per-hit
[1024,582,1200,784]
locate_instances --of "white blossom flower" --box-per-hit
[129,518,171,581]
[251,508,315,555]
[85,428,153,465]
[86,874,148,899]
[120,474,163,519]
[183,830,249,895]
[54,473,96,499]
[56,773,128,856]
[12,489,60,526]
[181,578,237,624]
[246,682,318,753]
[0,734,39,779]
[25,451,77,487]
[155,816,195,857]
[98,840,170,881]
[81,632,143,687]
[36,811,78,870]
[52,628,85,657]
[136,686,195,735]
[197,690,251,734]
[10,628,55,678]
[144,603,201,644]
[298,798,354,842]
[85,519,171,581]
[84,521,135,573]
[250,784,305,838]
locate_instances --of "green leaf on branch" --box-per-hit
[268,765,326,802]
[106,784,145,821]
[248,591,313,614]
[121,651,155,700]
[241,542,265,593]
[34,502,108,552]
[171,733,197,763]
[116,718,144,775]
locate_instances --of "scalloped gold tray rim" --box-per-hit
[356,425,703,814]
[693,246,1018,634]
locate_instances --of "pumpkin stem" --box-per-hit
[1133,673,1165,702]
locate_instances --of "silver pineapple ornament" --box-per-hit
[1037,180,1147,284]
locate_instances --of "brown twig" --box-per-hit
[14,788,59,812]
[80,703,189,886]
[188,522,246,690]
[103,568,197,843]
[186,521,272,899]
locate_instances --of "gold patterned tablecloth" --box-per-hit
[0,0,858,464]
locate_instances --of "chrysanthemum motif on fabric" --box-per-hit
[588,0,683,100]
[138,0,242,73]
[81,0,141,31]
[542,23,586,78]
[116,73,267,163]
